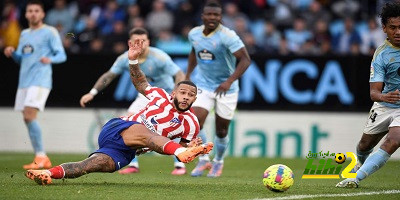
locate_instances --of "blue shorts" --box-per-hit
[90,118,139,171]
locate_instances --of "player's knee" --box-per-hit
[357,140,373,151]
[384,135,400,149]
[216,129,228,138]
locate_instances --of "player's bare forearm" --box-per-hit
[174,70,185,84]
[60,153,115,178]
[185,48,197,80]
[227,47,251,83]
[129,63,149,95]
[93,71,118,91]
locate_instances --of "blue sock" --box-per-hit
[197,129,210,161]
[197,129,207,143]
[356,146,373,164]
[214,136,229,162]
[26,120,44,155]
[356,148,390,181]
[128,157,139,168]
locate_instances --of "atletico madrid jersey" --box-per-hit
[121,86,199,141]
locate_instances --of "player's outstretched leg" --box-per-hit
[25,153,115,185]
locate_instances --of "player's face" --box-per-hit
[383,16,400,48]
[172,84,197,112]
[201,6,222,31]
[130,34,150,52]
[25,4,45,26]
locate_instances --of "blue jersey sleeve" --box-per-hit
[370,52,385,82]
[221,28,245,54]
[110,52,128,75]
[47,27,66,63]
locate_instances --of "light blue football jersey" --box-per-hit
[188,24,245,93]
[370,39,400,108]
[110,47,180,93]
[12,24,66,89]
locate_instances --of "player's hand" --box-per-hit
[128,39,144,61]
[80,93,94,107]
[40,57,51,64]
[4,46,15,57]
[188,137,203,147]
[381,89,400,103]
[214,81,232,98]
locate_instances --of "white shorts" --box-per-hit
[127,93,150,114]
[363,102,400,134]
[14,86,51,111]
[192,87,238,120]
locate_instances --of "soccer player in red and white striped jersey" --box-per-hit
[24,39,213,185]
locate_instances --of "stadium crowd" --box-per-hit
[0,0,394,56]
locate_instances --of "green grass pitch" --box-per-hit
[1,153,400,200]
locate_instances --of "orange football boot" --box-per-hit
[177,142,213,163]
[23,155,52,170]
[25,170,52,185]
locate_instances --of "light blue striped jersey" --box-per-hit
[110,47,180,93]
[12,24,66,89]
[188,24,245,93]
[370,39,400,108]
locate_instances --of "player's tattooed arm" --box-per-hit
[93,71,118,91]
[128,39,149,95]
[60,154,115,178]
[129,63,149,95]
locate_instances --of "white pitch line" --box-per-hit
[251,190,400,200]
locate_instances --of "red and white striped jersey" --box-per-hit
[121,86,200,141]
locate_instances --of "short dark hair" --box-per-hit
[380,2,400,26]
[203,1,222,11]
[129,27,149,38]
[176,80,197,90]
[27,0,44,11]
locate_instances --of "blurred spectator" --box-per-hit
[155,25,192,55]
[300,0,331,30]
[0,1,21,49]
[312,19,332,55]
[97,0,126,35]
[127,4,141,29]
[233,16,250,39]
[63,36,80,54]
[260,21,281,54]
[278,37,291,55]
[116,0,136,7]
[242,32,263,55]
[103,20,128,54]
[331,0,360,18]
[146,0,174,37]
[45,0,74,35]
[360,17,386,55]
[88,37,105,54]
[76,16,100,53]
[131,17,145,29]
[271,0,295,31]
[173,1,196,35]
[222,2,250,30]
[284,17,313,54]
[332,17,362,55]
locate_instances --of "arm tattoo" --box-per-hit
[60,153,115,178]
[93,72,117,91]
[129,63,149,95]
[146,135,164,154]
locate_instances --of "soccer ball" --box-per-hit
[335,153,346,164]
[263,164,294,192]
